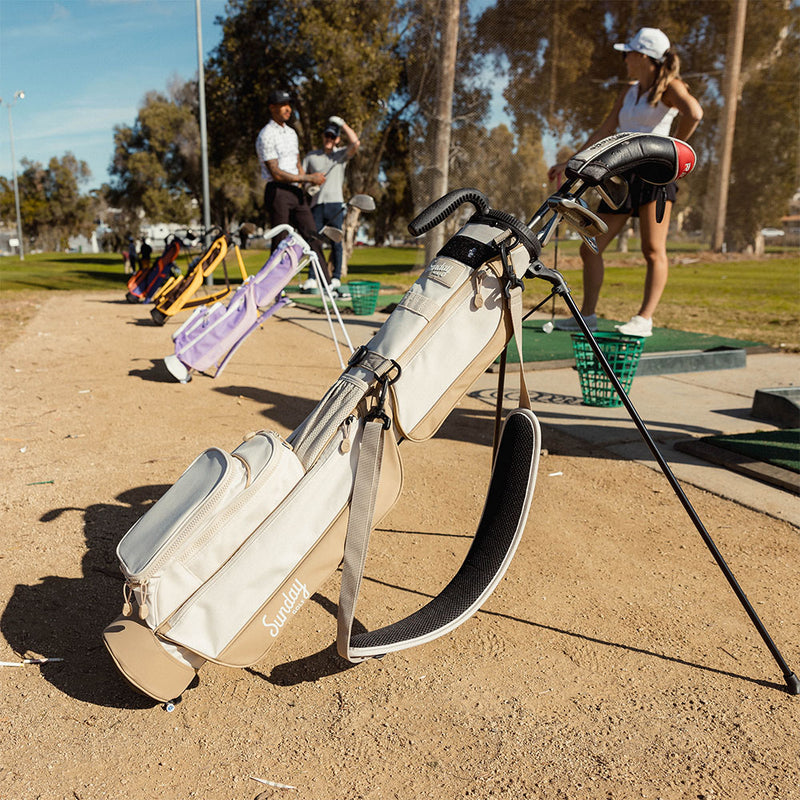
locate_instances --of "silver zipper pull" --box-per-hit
[270,430,293,450]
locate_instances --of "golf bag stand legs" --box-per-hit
[530,264,799,695]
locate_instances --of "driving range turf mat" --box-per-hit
[286,286,406,316]
[506,318,764,364]
[281,296,766,368]
[675,429,800,494]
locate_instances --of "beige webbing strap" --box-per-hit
[508,284,531,411]
[493,281,531,463]
[336,417,386,662]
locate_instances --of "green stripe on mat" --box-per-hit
[504,318,763,364]
[695,429,800,474]
[286,286,406,315]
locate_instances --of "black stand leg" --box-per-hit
[527,262,798,695]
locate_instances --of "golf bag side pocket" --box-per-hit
[104,430,306,700]
[347,220,532,442]
[116,431,305,630]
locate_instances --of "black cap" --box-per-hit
[323,123,341,138]
[268,89,292,106]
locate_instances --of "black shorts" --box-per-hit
[597,175,678,218]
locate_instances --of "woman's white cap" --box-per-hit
[614,27,671,63]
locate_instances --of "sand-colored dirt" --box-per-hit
[1,291,798,800]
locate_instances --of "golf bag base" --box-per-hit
[103,614,201,703]
[163,353,191,384]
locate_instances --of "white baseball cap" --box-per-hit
[614,27,671,63]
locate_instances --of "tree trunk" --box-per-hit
[423,0,460,265]
[711,0,747,252]
[341,205,363,275]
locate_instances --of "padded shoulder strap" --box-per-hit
[566,132,696,186]
[337,407,541,663]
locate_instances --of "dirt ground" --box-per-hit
[1,290,798,800]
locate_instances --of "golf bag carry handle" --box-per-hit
[566,132,696,187]
[408,188,491,236]
[410,189,542,261]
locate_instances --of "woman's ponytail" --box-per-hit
[649,50,681,106]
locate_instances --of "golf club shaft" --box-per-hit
[559,289,799,694]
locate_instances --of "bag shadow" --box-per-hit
[1,485,173,709]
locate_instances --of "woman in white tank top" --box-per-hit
[548,28,703,337]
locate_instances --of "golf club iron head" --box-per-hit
[320,225,344,243]
[348,194,376,212]
[546,197,607,253]
[597,175,629,210]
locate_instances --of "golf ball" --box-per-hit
[542,321,554,334]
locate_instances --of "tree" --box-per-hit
[400,0,492,247]
[108,87,200,226]
[448,123,548,232]
[205,0,403,197]
[723,3,799,250]
[205,0,492,242]
[0,154,95,251]
[475,0,799,251]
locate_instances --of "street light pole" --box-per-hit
[195,0,213,286]
[1,90,25,260]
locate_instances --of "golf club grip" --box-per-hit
[408,189,490,237]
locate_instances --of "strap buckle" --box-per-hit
[365,360,401,430]
[347,344,369,368]
[498,239,524,298]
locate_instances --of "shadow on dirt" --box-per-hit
[248,593,366,687]
[1,485,172,709]
[128,359,180,383]
[359,573,784,693]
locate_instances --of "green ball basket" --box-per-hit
[347,280,381,316]
[571,332,645,407]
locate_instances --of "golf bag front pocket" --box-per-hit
[158,413,403,667]
[115,431,305,629]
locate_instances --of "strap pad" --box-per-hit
[338,408,541,662]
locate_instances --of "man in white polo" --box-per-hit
[255,89,327,269]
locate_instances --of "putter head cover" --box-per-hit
[566,132,696,189]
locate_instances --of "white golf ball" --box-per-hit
[542,321,554,334]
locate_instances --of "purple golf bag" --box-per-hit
[163,227,351,383]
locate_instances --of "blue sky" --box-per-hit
[0,0,509,193]
[0,0,230,190]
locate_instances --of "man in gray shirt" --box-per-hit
[302,116,360,286]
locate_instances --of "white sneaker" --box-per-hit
[553,313,597,332]
[615,315,653,337]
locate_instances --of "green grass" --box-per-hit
[0,247,425,293]
[1,242,797,350]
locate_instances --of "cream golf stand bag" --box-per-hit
[104,133,799,702]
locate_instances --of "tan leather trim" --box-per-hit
[103,616,197,703]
